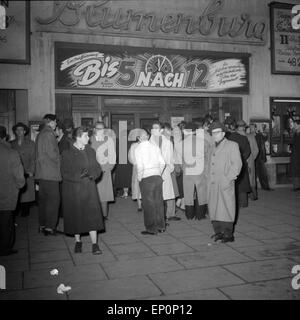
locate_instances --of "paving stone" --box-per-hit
[265,224,300,234]
[149,267,244,295]
[0,259,29,273]
[147,288,229,300]
[101,256,183,279]
[149,242,194,255]
[0,286,67,300]
[234,243,300,261]
[223,258,295,282]
[139,234,177,245]
[109,242,152,255]
[167,228,204,238]
[68,275,162,300]
[220,278,300,300]
[101,234,139,246]
[30,240,68,253]
[24,264,107,289]
[30,260,75,271]
[226,235,264,248]
[71,250,117,266]
[0,248,28,262]
[116,251,156,261]
[172,247,251,268]
[244,229,283,240]
[30,250,71,264]
[5,272,23,291]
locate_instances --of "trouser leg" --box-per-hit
[165,199,176,218]
[256,160,270,190]
[212,221,222,235]
[38,180,47,227]
[221,222,234,238]
[140,177,158,233]
[0,211,15,255]
[194,192,207,220]
[154,177,165,230]
[238,192,248,208]
[21,202,30,217]
[39,180,60,230]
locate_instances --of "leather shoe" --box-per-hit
[221,235,235,243]
[168,216,181,221]
[74,241,82,254]
[92,244,102,255]
[141,231,157,235]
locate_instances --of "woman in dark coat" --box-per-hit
[61,127,104,255]
[290,119,300,191]
[11,123,35,217]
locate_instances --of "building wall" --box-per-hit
[0,0,299,121]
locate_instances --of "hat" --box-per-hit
[43,114,57,121]
[236,120,247,127]
[224,116,236,126]
[12,122,29,135]
[209,121,226,133]
[62,118,74,130]
[184,122,198,132]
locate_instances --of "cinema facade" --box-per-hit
[0,0,300,187]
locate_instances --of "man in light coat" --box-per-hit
[35,114,61,235]
[90,121,116,220]
[208,122,242,243]
[149,122,175,223]
[0,126,25,256]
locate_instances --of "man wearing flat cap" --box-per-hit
[179,122,211,220]
[35,114,62,235]
[207,121,242,242]
[11,123,36,217]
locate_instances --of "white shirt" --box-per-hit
[135,140,165,181]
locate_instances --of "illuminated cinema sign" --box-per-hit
[55,43,250,94]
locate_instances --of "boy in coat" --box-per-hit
[208,122,242,243]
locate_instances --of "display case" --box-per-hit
[270,97,300,157]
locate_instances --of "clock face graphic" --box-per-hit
[145,55,174,75]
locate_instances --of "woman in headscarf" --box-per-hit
[61,127,104,255]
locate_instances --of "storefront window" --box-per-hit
[270,98,300,157]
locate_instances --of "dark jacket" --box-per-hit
[255,132,267,163]
[0,140,25,211]
[35,126,62,181]
[58,134,73,154]
[291,132,300,178]
[226,131,251,193]
[61,144,104,234]
[11,138,36,203]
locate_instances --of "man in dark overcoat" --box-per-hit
[224,118,251,208]
[35,114,61,235]
[0,126,25,256]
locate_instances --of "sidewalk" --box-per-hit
[0,188,300,300]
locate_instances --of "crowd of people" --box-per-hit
[0,113,300,257]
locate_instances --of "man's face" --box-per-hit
[95,124,104,136]
[139,132,149,142]
[212,129,225,143]
[49,120,57,130]
[249,124,256,134]
[15,127,25,139]
[152,124,161,136]
[77,132,90,145]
